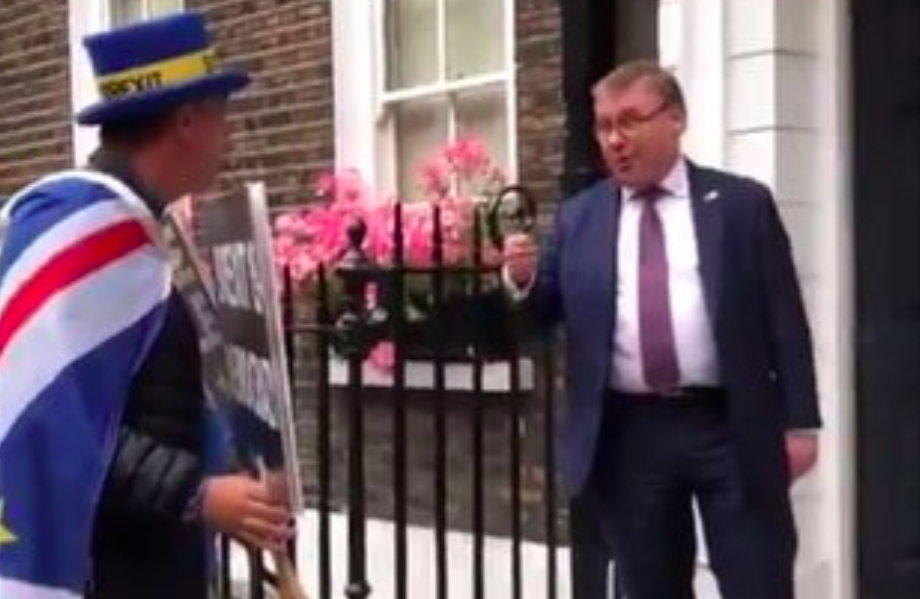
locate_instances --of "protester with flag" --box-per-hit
[0,12,293,599]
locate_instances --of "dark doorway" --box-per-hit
[558,0,660,197]
[854,0,920,597]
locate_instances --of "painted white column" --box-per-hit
[661,0,852,596]
[810,1,854,598]
[68,0,109,166]
[660,0,726,168]
[330,0,380,183]
[723,0,853,597]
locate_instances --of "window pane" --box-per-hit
[110,0,143,25]
[109,0,182,25]
[146,0,183,18]
[456,88,509,171]
[395,99,449,197]
[446,0,505,79]
[386,0,439,90]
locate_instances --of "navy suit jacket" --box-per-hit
[528,163,822,502]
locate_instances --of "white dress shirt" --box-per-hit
[611,158,721,392]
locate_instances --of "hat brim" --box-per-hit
[76,68,250,126]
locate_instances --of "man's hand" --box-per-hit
[503,233,538,289]
[786,433,819,481]
[202,474,293,552]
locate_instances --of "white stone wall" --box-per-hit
[670,0,854,597]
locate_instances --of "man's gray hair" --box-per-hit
[592,60,686,114]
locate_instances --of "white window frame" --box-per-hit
[332,0,518,196]
[68,0,185,166]
[110,0,180,24]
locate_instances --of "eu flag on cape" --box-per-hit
[0,171,171,598]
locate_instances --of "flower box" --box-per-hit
[397,287,518,361]
[273,137,535,378]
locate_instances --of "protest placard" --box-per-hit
[165,187,301,510]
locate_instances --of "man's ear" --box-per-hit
[670,109,687,134]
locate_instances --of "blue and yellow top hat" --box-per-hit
[77,11,250,126]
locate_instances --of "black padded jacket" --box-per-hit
[84,154,209,599]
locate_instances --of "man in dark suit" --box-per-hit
[504,60,821,599]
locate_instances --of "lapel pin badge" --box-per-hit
[703,190,720,203]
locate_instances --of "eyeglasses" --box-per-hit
[594,101,671,139]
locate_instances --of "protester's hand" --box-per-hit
[202,474,293,552]
[503,233,538,288]
[786,433,819,481]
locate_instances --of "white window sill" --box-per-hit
[328,357,535,393]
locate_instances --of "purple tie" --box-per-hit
[637,189,681,390]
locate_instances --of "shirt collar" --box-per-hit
[622,157,689,201]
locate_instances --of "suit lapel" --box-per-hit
[688,163,724,325]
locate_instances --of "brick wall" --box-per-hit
[189,0,335,207]
[516,0,564,212]
[0,0,72,197]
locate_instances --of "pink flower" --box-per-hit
[364,283,380,308]
[419,159,451,199]
[273,235,297,264]
[272,135,518,373]
[273,135,509,283]
[442,137,491,178]
[290,253,319,282]
[367,342,396,373]
[275,213,297,232]
[362,201,397,263]
[314,172,337,198]
[316,169,373,208]
[481,245,503,267]
[402,210,436,267]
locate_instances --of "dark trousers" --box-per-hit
[593,392,796,599]
[570,490,613,599]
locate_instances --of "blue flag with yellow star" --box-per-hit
[0,172,170,598]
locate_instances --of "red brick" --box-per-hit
[188,0,334,207]
[0,0,72,197]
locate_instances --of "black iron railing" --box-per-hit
[216,185,587,599]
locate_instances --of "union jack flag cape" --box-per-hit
[0,171,171,598]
